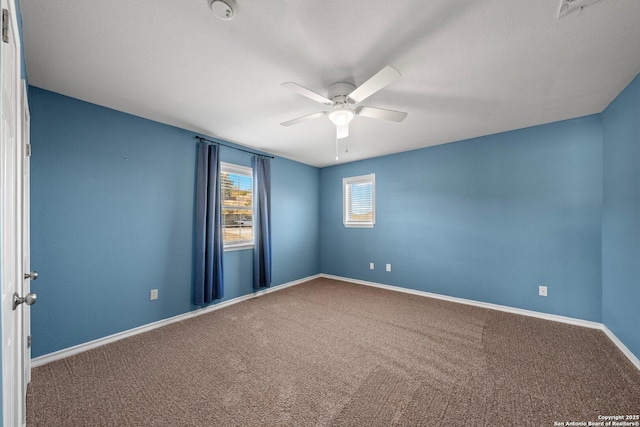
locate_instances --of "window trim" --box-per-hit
[221,162,254,251]
[343,173,376,228]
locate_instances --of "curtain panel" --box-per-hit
[194,142,224,304]
[253,156,272,290]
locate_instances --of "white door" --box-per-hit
[1,0,26,425]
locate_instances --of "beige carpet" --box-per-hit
[27,278,640,426]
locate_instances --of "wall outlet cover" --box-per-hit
[370,263,374,270]
[150,289,158,300]
[386,264,391,272]
[539,286,548,297]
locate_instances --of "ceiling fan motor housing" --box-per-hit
[327,82,356,105]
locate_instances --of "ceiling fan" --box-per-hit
[280,66,408,140]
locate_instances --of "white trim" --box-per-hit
[31,274,321,367]
[32,272,640,374]
[220,161,254,249]
[343,173,375,228]
[602,325,640,372]
[320,274,640,371]
[321,274,602,328]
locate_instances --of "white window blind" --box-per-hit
[343,173,375,228]
[220,162,254,250]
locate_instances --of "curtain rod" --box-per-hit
[195,136,274,159]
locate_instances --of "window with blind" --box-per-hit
[221,162,254,250]
[343,173,375,228]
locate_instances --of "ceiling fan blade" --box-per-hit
[347,66,401,104]
[336,124,349,139]
[281,82,333,105]
[356,106,408,122]
[280,111,327,127]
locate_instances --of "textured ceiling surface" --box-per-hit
[20,0,640,167]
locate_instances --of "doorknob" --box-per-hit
[13,292,36,310]
[24,271,38,280]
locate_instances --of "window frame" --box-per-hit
[220,162,254,251]
[343,173,376,228]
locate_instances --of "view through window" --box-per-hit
[221,162,254,249]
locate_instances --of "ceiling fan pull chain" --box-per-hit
[335,138,339,160]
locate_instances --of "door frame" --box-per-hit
[21,78,31,388]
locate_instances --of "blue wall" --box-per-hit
[28,78,640,363]
[28,87,320,357]
[320,116,603,321]
[602,74,640,359]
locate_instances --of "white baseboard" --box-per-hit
[320,274,640,371]
[31,274,321,367]
[320,274,602,328]
[32,272,640,374]
[601,325,640,371]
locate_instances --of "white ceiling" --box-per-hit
[20,0,640,167]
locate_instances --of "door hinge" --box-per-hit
[27,335,32,349]
[26,144,31,157]
[2,9,8,44]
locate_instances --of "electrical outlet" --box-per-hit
[386,263,391,272]
[370,262,374,270]
[150,289,158,300]
[539,286,547,297]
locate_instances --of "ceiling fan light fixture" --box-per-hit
[328,109,354,126]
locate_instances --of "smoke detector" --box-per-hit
[209,0,236,20]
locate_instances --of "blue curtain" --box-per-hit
[194,142,224,304]
[253,156,272,290]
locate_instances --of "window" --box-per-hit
[343,173,375,228]
[221,162,253,250]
